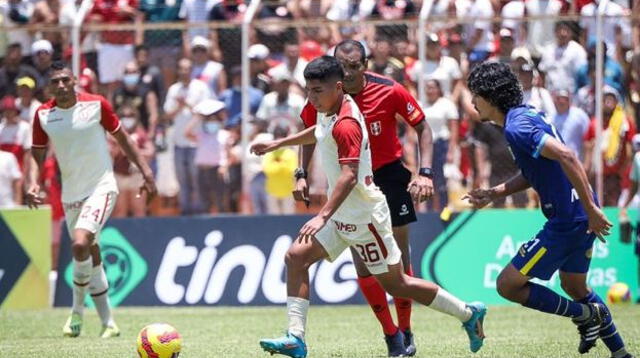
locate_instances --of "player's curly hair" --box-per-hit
[467,61,523,115]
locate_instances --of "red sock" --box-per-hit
[394,266,413,332]
[357,275,397,336]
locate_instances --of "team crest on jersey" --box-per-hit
[370,121,382,136]
[407,102,415,114]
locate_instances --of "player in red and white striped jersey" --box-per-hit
[25,62,156,338]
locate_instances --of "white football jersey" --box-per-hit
[33,93,120,203]
[314,95,387,224]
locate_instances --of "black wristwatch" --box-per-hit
[418,167,434,179]
[294,168,307,180]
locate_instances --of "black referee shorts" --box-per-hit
[373,160,417,227]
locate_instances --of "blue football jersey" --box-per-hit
[503,105,598,226]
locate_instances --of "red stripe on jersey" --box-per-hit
[333,117,362,164]
[98,193,110,224]
[32,109,49,147]
[368,223,388,259]
[299,73,425,170]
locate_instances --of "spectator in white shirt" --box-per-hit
[518,63,556,117]
[268,41,308,92]
[256,71,305,133]
[0,150,21,208]
[0,95,31,170]
[164,58,212,215]
[407,33,462,99]
[538,21,587,92]
[422,79,458,211]
[580,0,631,60]
[552,88,590,160]
[15,76,40,123]
[190,36,227,99]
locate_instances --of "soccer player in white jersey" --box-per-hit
[251,56,487,358]
[25,62,157,338]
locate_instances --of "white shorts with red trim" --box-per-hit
[63,191,117,245]
[315,208,401,275]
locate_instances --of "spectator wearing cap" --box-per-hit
[0,0,34,54]
[518,63,556,118]
[30,0,62,54]
[262,123,297,214]
[552,88,590,160]
[256,71,305,134]
[0,43,38,98]
[164,58,212,215]
[248,44,272,94]
[15,76,41,123]
[268,41,308,92]
[465,0,494,64]
[185,99,229,214]
[88,0,141,101]
[139,0,182,88]
[408,33,462,99]
[538,21,587,92]
[209,0,247,74]
[219,66,264,127]
[0,95,31,170]
[584,86,636,206]
[575,62,597,117]
[492,28,516,64]
[0,148,22,208]
[113,61,160,137]
[574,41,624,98]
[368,36,405,84]
[30,40,54,95]
[190,36,227,99]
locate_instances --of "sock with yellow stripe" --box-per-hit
[523,282,588,319]
[578,291,627,356]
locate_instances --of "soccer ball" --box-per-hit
[137,323,182,358]
[607,282,631,304]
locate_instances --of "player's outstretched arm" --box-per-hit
[112,129,157,203]
[540,136,612,241]
[298,163,358,242]
[25,147,47,209]
[251,125,317,156]
[462,173,530,209]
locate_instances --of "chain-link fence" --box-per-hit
[0,0,638,216]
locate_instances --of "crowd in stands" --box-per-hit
[0,0,639,217]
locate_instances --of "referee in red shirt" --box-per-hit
[296,40,434,357]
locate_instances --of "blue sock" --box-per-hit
[523,282,586,318]
[578,291,626,354]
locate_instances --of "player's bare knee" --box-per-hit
[496,273,518,301]
[285,248,311,270]
[560,280,589,300]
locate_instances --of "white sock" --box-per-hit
[428,287,473,322]
[72,257,93,315]
[49,270,58,308]
[89,264,114,326]
[287,297,309,339]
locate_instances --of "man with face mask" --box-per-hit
[113,61,159,140]
[185,99,229,213]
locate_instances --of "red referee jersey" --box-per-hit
[301,72,424,170]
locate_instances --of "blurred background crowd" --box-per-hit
[1,0,640,219]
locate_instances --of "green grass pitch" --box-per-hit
[1,305,638,357]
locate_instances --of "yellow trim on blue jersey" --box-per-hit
[520,247,548,276]
[533,133,550,158]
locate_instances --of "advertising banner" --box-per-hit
[54,210,638,307]
[0,208,51,310]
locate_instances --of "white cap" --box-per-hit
[194,99,225,116]
[191,36,211,49]
[270,69,291,83]
[603,85,621,102]
[248,44,270,60]
[511,47,532,64]
[31,39,53,55]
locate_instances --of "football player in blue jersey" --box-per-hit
[464,61,633,358]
